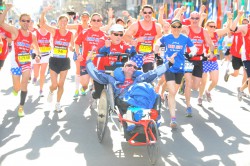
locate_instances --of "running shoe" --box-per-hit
[18,106,25,117]
[224,69,229,82]
[90,97,97,109]
[47,91,53,103]
[237,89,243,102]
[237,87,248,97]
[170,119,177,128]
[186,107,192,117]
[80,87,86,96]
[12,90,18,96]
[55,103,62,112]
[39,90,44,97]
[73,89,79,98]
[205,91,212,102]
[198,97,202,106]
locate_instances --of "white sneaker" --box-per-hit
[55,103,62,112]
[90,97,97,109]
[47,91,53,103]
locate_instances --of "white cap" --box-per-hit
[108,24,124,34]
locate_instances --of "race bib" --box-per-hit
[40,46,51,53]
[138,43,152,53]
[53,47,67,58]
[18,53,31,64]
[209,48,218,55]
[184,60,194,72]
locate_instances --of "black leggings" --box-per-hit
[92,80,104,99]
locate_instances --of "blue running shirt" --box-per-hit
[160,34,194,73]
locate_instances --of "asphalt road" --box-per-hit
[0,57,250,166]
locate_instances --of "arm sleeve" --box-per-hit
[99,46,110,54]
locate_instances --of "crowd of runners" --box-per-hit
[0,3,249,128]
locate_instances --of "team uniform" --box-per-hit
[0,27,11,68]
[11,30,33,75]
[186,26,206,78]
[157,33,194,84]
[203,32,219,73]
[241,24,250,77]
[131,21,157,72]
[75,28,107,75]
[33,30,51,64]
[49,29,72,74]
[230,32,243,70]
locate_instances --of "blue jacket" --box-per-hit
[86,60,169,108]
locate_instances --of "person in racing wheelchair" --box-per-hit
[86,50,176,140]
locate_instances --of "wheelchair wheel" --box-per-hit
[146,120,160,165]
[97,88,109,143]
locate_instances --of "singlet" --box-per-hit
[230,32,242,58]
[52,29,72,58]
[0,27,11,60]
[205,32,219,61]
[241,24,250,61]
[75,28,107,66]
[13,29,33,67]
[36,30,51,56]
[187,26,206,61]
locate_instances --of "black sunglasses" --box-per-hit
[190,17,199,20]
[92,19,102,22]
[113,33,123,37]
[21,19,31,23]
[208,25,216,28]
[171,25,182,29]
[143,11,152,15]
[125,64,138,70]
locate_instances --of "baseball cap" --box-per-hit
[81,11,90,17]
[171,19,182,25]
[109,24,124,34]
[116,17,125,24]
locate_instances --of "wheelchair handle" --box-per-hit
[95,53,130,57]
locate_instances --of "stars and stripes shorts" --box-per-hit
[202,60,219,73]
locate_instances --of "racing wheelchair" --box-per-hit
[94,53,162,165]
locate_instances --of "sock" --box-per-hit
[75,75,80,90]
[20,91,27,106]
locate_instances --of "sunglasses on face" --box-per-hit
[190,17,199,20]
[113,33,123,37]
[21,19,31,23]
[92,19,102,22]
[143,11,152,15]
[125,64,138,70]
[171,25,182,29]
[208,25,216,28]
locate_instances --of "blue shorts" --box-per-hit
[11,67,22,76]
[203,61,219,73]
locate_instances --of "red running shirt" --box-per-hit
[36,30,51,56]
[52,29,72,58]
[0,27,11,60]
[230,32,243,58]
[13,30,33,67]
[242,24,250,61]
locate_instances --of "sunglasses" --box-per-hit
[21,19,31,23]
[190,17,200,20]
[125,64,138,70]
[113,33,123,37]
[143,11,152,15]
[92,19,102,22]
[208,25,216,28]
[171,25,182,29]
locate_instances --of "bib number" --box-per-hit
[40,46,51,53]
[53,47,67,58]
[139,43,152,53]
[18,53,31,64]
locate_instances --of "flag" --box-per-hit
[233,0,238,19]
[195,0,200,12]
[222,0,228,25]
[168,0,174,19]
[185,5,191,18]
[217,0,222,28]
[208,0,213,20]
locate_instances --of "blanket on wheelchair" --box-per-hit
[123,82,157,109]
